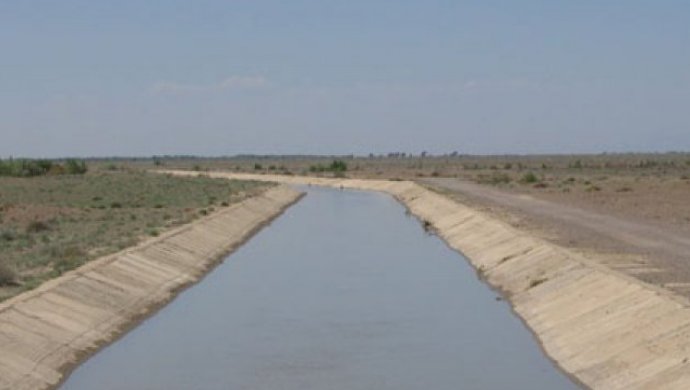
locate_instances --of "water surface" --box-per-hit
[62,187,577,389]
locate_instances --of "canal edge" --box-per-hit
[0,185,304,390]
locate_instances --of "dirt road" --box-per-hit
[419,178,690,295]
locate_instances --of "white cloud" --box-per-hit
[152,76,270,94]
[219,76,270,89]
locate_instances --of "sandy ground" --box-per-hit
[420,177,690,297]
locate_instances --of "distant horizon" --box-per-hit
[3,150,690,161]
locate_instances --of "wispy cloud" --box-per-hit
[152,76,271,94]
[462,78,540,90]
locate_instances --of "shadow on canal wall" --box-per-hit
[186,171,690,390]
[0,185,303,390]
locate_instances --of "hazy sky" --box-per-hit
[2,1,689,157]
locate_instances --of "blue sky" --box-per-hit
[1,1,689,157]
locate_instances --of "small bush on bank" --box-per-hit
[51,245,87,274]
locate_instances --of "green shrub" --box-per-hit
[0,158,87,177]
[329,160,348,172]
[64,159,88,174]
[521,172,539,184]
[52,246,86,274]
[310,160,348,173]
[0,230,16,242]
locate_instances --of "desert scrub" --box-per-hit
[520,172,539,184]
[0,170,271,301]
[0,158,88,177]
[477,172,511,185]
[309,159,348,174]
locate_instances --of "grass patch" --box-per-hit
[309,159,348,174]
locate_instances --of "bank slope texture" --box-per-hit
[0,185,303,390]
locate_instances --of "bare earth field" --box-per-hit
[153,153,690,297]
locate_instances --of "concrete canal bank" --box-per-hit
[60,187,576,389]
[0,185,303,390]
[173,171,690,390]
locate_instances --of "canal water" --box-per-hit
[61,187,577,389]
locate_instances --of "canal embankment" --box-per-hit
[0,185,303,390]
[172,171,690,390]
[60,186,577,390]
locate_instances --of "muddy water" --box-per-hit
[61,188,577,390]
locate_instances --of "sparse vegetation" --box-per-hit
[64,159,88,174]
[477,172,511,185]
[26,220,50,233]
[92,153,690,243]
[0,171,270,301]
[0,262,16,286]
[0,158,88,177]
[309,159,348,174]
[521,172,539,184]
